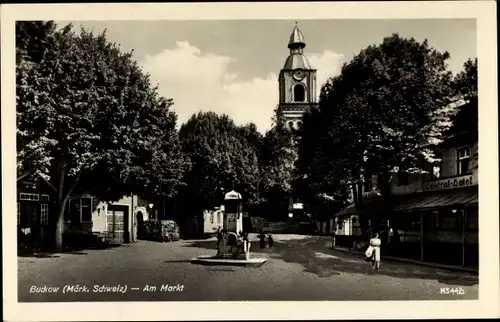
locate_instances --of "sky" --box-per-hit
[61,19,477,133]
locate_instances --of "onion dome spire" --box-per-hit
[288,21,306,51]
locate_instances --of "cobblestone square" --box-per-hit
[18,236,478,301]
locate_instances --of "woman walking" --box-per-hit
[369,233,382,270]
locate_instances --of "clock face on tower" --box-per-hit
[293,70,305,81]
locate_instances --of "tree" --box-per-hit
[449,58,478,134]
[17,22,185,250]
[258,107,297,219]
[297,34,457,236]
[178,112,261,217]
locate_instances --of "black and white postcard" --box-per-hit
[2,1,498,321]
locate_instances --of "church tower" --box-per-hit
[277,23,318,130]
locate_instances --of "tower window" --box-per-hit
[288,121,294,130]
[293,84,306,102]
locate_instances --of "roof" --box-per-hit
[394,189,478,212]
[288,25,306,49]
[17,169,57,192]
[283,53,311,69]
[224,190,242,200]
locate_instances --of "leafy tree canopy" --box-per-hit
[178,112,261,214]
[17,21,186,248]
[296,33,457,210]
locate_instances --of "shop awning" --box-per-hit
[335,203,357,216]
[394,190,478,212]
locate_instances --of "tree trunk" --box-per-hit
[55,197,68,251]
[54,165,67,252]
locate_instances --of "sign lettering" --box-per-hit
[424,175,475,191]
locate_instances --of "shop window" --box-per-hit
[41,204,49,225]
[41,194,50,202]
[17,202,21,225]
[467,209,478,229]
[19,193,39,201]
[80,197,93,222]
[457,147,471,175]
[437,210,459,230]
[422,211,437,230]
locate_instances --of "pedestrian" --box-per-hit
[267,234,274,247]
[369,233,382,270]
[259,231,266,249]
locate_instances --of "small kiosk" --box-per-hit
[191,190,267,267]
[223,190,243,234]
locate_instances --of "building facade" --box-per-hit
[17,170,58,249]
[63,194,148,244]
[17,169,149,250]
[333,101,478,266]
[277,23,319,130]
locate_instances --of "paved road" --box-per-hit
[18,236,478,301]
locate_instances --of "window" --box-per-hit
[297,121,303,129]
[457,147,471,175]
[41,204,49,225]
[19,193,39,201]
[17,202,21,225]
[396,172,409,186]
[210,213,214,224]
[431,165,441,180]
[217,213,221,223]
[70,199,80,223]
[80,197,93,222]
[293,84,306,102]
[288,121,294,130]
[432,211,439,229]
[41,194,50,202]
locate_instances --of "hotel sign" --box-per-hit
[424,175,475,191]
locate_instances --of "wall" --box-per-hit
[64,195,139,242]
[391,174,424,195]
[389,141,478,196]
[440,142,478,182]
[203,209,223,234]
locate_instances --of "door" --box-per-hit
[107,210,125,244]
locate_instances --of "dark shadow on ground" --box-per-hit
[207,268,236,272]
[181,238,478,286]
[164,260,193,264]
[182,240,218,251]
[17,243,127,258]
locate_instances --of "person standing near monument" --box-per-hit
[369,233,382,271]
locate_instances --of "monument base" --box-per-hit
[191,255,268,267]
